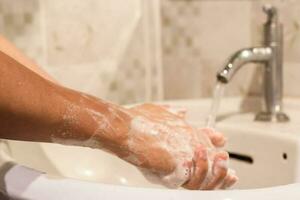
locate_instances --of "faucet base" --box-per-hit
[255,112,290,122]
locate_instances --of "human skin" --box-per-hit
[0,36,237,189]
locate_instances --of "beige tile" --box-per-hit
[162,0,204,99]
[43,0,141,66]
[42,0,152,103]
[284,62,300,97]
[108,21,148,104]
[0,0,45,66]
[252,0,300,63]
[162,0,257,99]
[251,0,300,98]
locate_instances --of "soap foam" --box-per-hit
[52,98,234,189]
[124,115,223,188]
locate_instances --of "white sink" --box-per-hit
[3,97,300,191]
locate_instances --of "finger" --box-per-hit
[200,128,227,148]
[219,172,231,189]
[225,174,238,188]
[203,152,229,190]
[183,145,208,190]
[160,105,187,119]
[219,169,236,189]
[220,170,238,189]
[220,174,238,189]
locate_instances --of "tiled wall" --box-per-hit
[0,0,45,65]
[0,0,162,104]
[161,0,300,99]
[1,0,300,103]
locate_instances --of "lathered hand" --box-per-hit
[161,105,227,148]
[111,103,238,189]
[53,93,238,190]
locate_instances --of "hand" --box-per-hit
[112,103,238,189]
[161,105,227,148]
[79,95,238,189]
[160,105,238,189]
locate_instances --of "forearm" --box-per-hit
[0,51,129,151]
[0,35,55,82]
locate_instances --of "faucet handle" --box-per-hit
[263,4,278,23]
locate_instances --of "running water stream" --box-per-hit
[206,82,225,129]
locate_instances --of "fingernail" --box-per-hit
[216,158,228,169]
[214,131,223,138]
[213,132,226,141]
[203,127,214,134]
[213,160,227,176]
[183,160,193,169]
[228,169,236,176]
[232,175,239,182]
[196,146,207,161]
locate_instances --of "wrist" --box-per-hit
[65,92,132,151]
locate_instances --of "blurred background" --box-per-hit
[1,0,300,104]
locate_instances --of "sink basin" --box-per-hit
[3,97,300,190]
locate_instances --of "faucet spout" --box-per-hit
[217,47,272,83]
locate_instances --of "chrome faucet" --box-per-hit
[217,5,289,122]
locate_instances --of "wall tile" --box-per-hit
[0,0,45,66]
[43,0,141,66]
[284,62,300,97]
[107,20,148,104]
[3,0,300,102]
[162,0,258,99]
[252,0,300,62]
[41,0,155,103]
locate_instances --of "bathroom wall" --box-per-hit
[1,0,300,103]
[161,0,300,99]
[0,0,162,104]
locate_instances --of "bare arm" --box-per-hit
[0,41,236,190]
[0,50,126,143]
[0,50,175,173]
[0,35,54,82]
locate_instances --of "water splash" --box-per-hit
[206,82,225,129]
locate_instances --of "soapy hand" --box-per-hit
[116,103,238,189]
[161,105,227,148]
[76,94,237,189]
